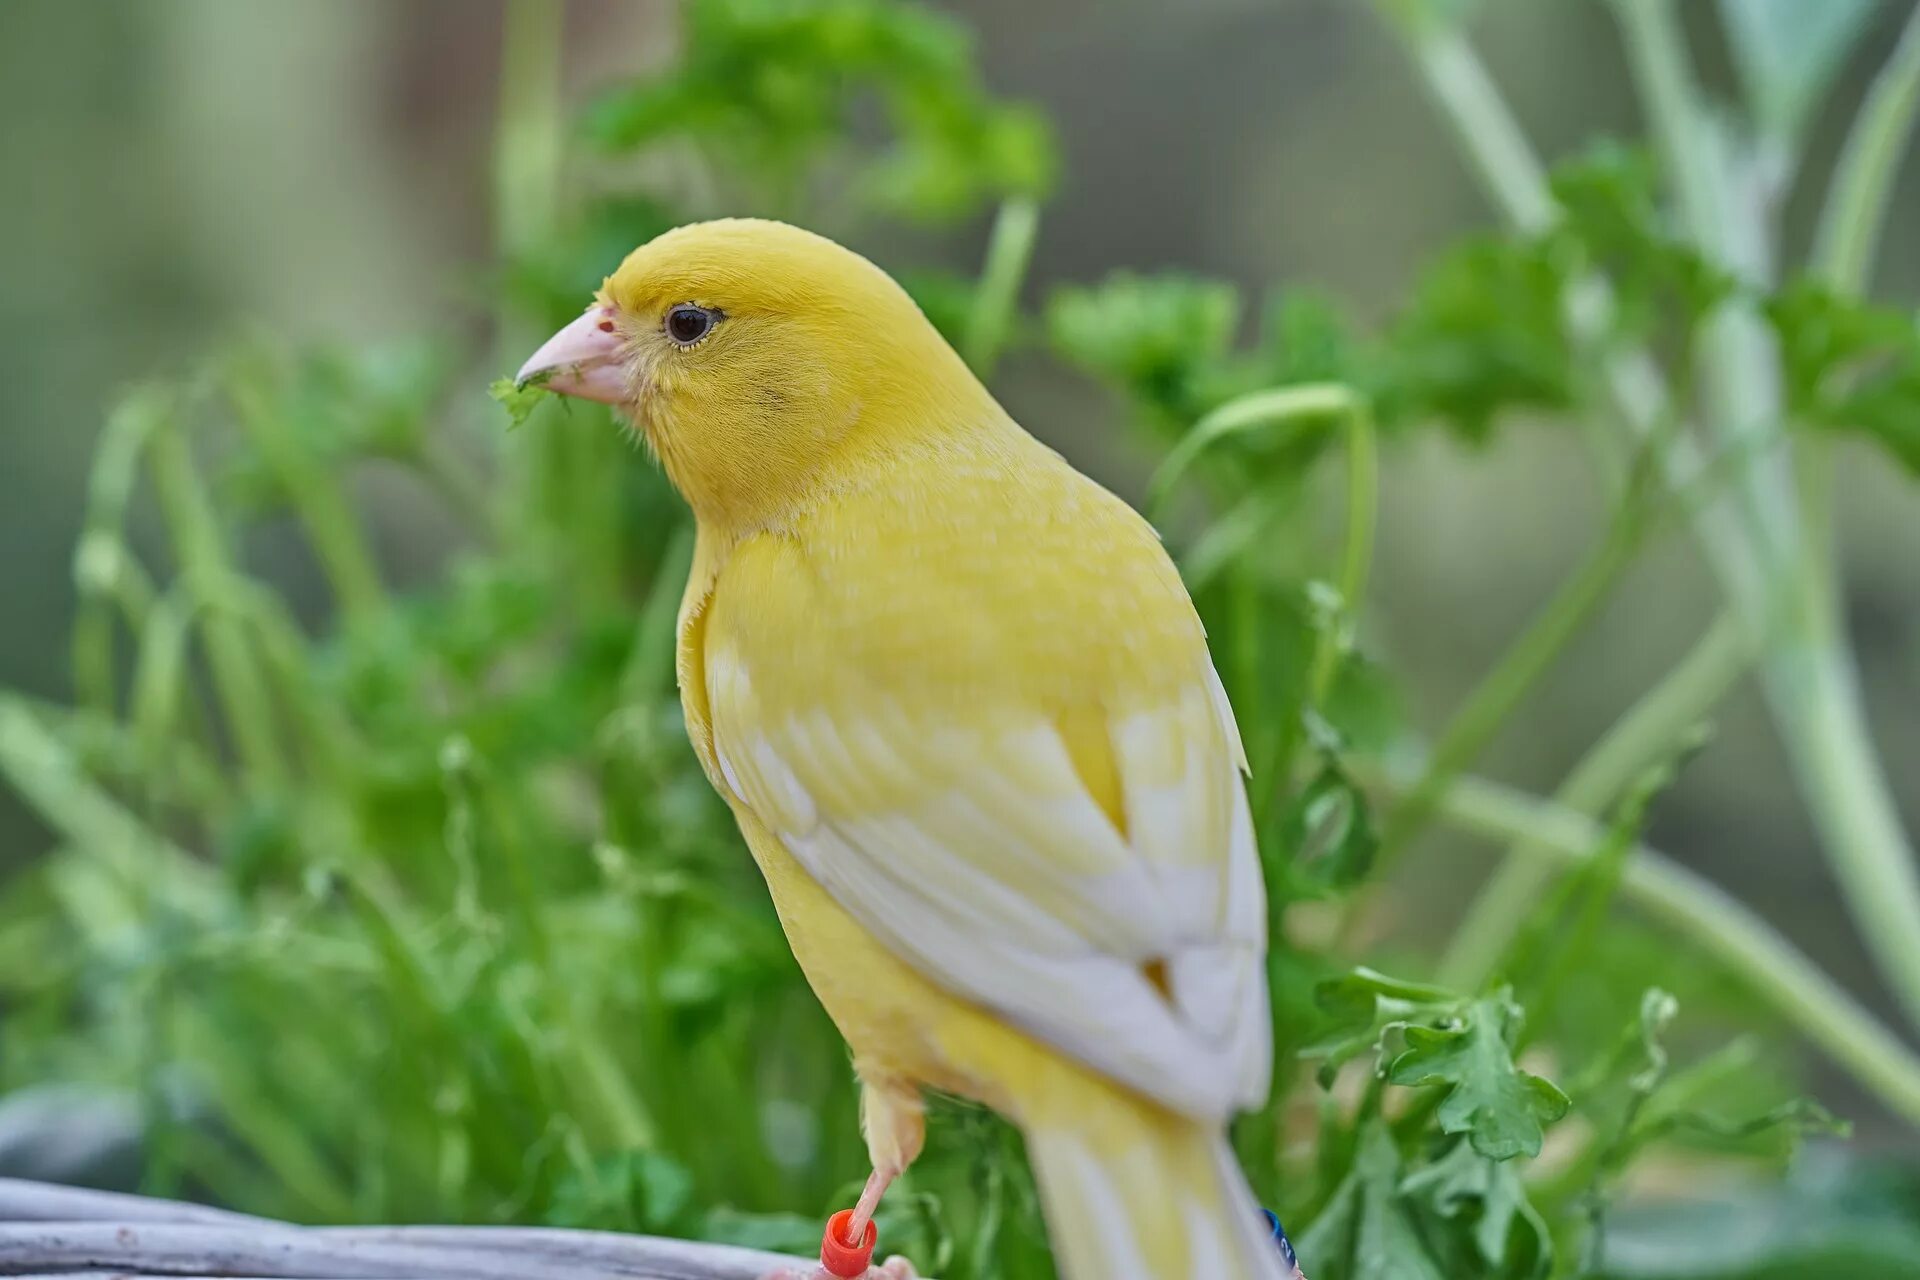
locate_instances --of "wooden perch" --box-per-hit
[0,1176,811,1279]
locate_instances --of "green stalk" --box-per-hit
[1384,2,1920,1031]
[1799,1,1920,702]
[417,433,499,540]
[493,0,565,533]
[1440,611,1751,988]
[225,581,362,785]
[963,196,1041,379]
[1383,1,1766,608]
[1787,2,1920,1014]
[1774,632,1920,1022]
[494,0,562,297]
[1375,489,1653,863]
[1312,403,1377,707]
[146,409,286,787]
[226,354,386,624]
[1813,6,1920,293]
[0,695,221,911]
[1613,0,1920,1029]
[1150,385,1377,791]
[1355,758,1920,1126]
[1613,0,1794,551]
[1611,0,1721,260]
[1385,20,1555,232]
[73,392,165,713]
[1149,384,1369,517]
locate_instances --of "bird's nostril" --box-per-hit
[597,320,615,333]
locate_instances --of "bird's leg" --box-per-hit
[757,1258,918,1280]
[762,1075,926,1280]
[847,1072,925,1241]
[845,1167,889,1243]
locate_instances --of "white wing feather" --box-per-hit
[708,651,1271,1121]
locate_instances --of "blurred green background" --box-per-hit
[1,1,1918,1277]
[7,0,1918,1064]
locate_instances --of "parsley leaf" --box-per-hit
[489,373,554,431]
[1388,993,1571,1160]
[1769,281,1920,476]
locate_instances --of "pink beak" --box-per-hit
[516,304,629,404]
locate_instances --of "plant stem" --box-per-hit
[494,0,562,293]
[1356,758,1920,1126]
[417,434,499,540]
[963,196,1040,379]
[1613,0,1794,559]
[1384,3,1765,603]
[1611,0,1720,255]
[1440,610,1751,988]
[493,0,565,531]
[1149,384,1367,515]
[73,393,166,714]
[1814,5,1920,293]
[1772,625,1920,1023]
[1799,2,1920,660]
[0,694,222,911]
[1386,3,1920,1032]
[1375,489,1652,864]
[226,353,387,625]
[1149,385,1377,789]
[1311,402,1378,709]
[145,405,286,787]
[1397,23,1555,232]
[1614,0,1920,1030]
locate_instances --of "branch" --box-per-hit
[0,1178,808,1280]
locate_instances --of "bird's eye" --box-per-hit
[665,303,717,347]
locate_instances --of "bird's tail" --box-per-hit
[1022,1098,1297,1280]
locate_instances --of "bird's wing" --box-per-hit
[702,600,1271,1121]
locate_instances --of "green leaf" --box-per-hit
[1379,234,1575,441]
[1304,967,1463,1091]
[1280,762,1378,894]
[1313,966,1459,1027]
[1600,1147,1920,1278]
[547,1150,695,1232]
[1401,1139,1553,1278]
[699,1207,822,1254]
[1719,0,1881,140]
[1768,280,1920,476]
[1296,1119,1449,1280]
[489,373,554,431]
[1547,145,1734,341]
[1387,994,1570,1160]
[1047,273,1244,426]
[583,0,1053,221]
[1258,290,1367,389]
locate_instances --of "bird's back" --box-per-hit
[706,421,1212,730]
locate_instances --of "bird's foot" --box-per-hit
[758,1257,919,1280]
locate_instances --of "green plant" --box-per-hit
[3,2,1919,1278]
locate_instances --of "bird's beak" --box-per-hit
[516,304,629,404]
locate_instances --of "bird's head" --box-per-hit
[517,218,989,531]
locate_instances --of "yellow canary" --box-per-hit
[520,219,1287,1280]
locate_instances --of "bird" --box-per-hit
[517,218,1296,1280]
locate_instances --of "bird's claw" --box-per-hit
[759,1257,920,1280]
